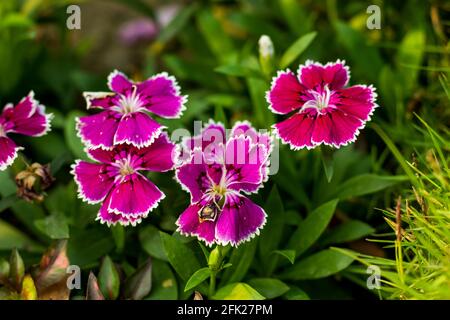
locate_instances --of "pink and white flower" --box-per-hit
[77,70,187,149]
[175,121,271,247]
[267,60,377,150]
[72,133,176,226]
[0,92,52,171]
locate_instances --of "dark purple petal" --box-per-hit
[0,136,21,171]
[184,120,226,152]
[266,70,303,115]
[83,92,117,110]
[87,147,117,164]
[107,70,133,94]
[231,121,272,153]
[327,110,363,147]
[1,92,51,137]
[176,204,216,246]
[138,72,187,118]
[108,173,164,217]
[77,111,121,149]
[335,85,377,122]
[71,160,116,204]
[136,132,176,172]
[114,112,163,148]
[97,192,142,226]
[215,194,266,247]
[175,149,211,203]
[273,113,316,150]
[311,113,333,146]
[225,136,268,192]
[298,60,349,91]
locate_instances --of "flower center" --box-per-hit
[0,124,4,137]
[119,86,143,114]
[212,184,227,197]
[118,159,135,176]
[303,85,332,112]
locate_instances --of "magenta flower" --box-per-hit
[267,60,377,150]
[175,121,272,247]
[77,70,187,149]
[72,133,176,226]
[0,92,52,171]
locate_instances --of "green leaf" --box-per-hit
[160,232,202,284]
[279,31,317,69]
[64,111,88,160]
[287,199,338,257]
[259,186,284,273]
[330,174,407,200]
[98,256,120,300]
[146,259,178,300]
[139,225,168,261]
[320,146,335,183]
[397,29,426,97]
[335,22,383,83]
[197,9,234,63]
[35,212,69,239]
[215,65,263,79]
[281,249,354,280]
[67,228,115,268]
[214,105,228,128]
[283,286,310,300]
[221,239,257,284]
[124,258,153,300]
[273,250,296,264]
[247,278,289,299]
[156,3,198,45]
[0,195,17,214]
[0,219,42,252]
[212,283,265,300]
[184,267,210,292]
[111,225,125,253]
[321,220,375,246]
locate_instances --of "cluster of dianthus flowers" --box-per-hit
[0,59,377,247]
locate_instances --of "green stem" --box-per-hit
[209,271,217,297]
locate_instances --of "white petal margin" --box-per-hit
[149,71,188,119]
[297,59,351,88]
[266,69,304,115]
[70,160,109,205]
[0,146,23,171]
[215,195,268,248]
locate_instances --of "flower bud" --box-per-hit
[208,247,222,272]
[124,258,152,300]
[9,248,25,291]
[98,256,120,300]
[258,35,275,78]
[86,272,105,300]
[20,274,38,300]
[15,163,54,202]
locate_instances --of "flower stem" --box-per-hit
[209,271,217,297]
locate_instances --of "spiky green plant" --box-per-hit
[336,117,450,299]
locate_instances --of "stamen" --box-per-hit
[302,85,332,112]
[119,85,143,114]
